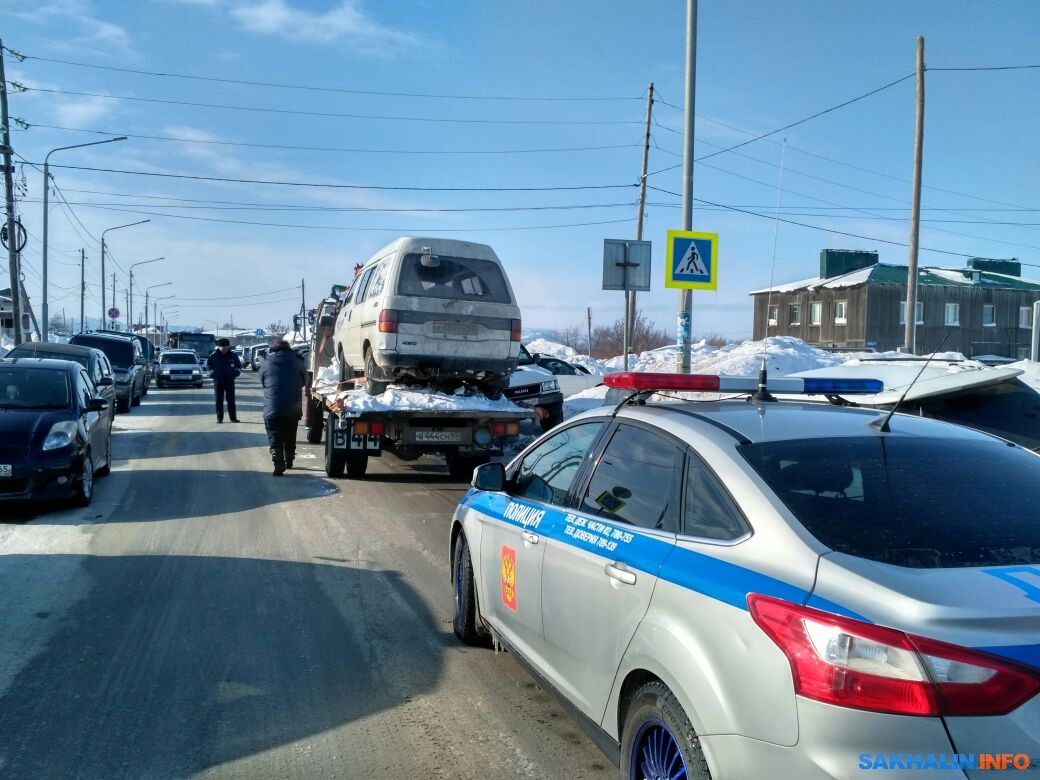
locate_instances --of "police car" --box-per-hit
[449,371,1040,779]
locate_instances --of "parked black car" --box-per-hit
[69,333,146,413]
[0,358,112,505]
[90,330,156,393]
[5,342,117,420]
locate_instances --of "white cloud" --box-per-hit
[230,0,416,51]
[13,0,134,58]
[53,94,112,126]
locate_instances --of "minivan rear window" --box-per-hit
[71,336,133,367]
[740,435,1040,568]
[397,253,511,303]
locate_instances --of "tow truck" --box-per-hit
[302,289,553,479]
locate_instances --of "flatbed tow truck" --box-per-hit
[303,292,537,479]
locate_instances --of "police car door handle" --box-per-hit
[521,530,539,545]
[605,562,637,586]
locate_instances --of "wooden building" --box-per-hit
[751,250,1040,358]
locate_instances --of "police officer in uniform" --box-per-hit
[207,338,242,423]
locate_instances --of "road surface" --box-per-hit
[0,373,609,778]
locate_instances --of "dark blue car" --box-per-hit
[0,358,113,505]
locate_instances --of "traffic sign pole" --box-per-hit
[677,0,697,372]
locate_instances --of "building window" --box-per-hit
[788,304,801,325]
[982,305,996,327]
[834,300,848,325]
[767,305,778,326]
[1021,306,1035,329]
[809,301,822,326]
[899,301,923,325]
[944,303,960,326]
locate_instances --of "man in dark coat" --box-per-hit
[260,340,307,475]
[207,338,242,423]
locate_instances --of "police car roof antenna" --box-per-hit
[750,357,777,403]
[871,329,952,433]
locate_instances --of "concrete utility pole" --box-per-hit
[41,136,125,340]
[0,39,23,345]
[903,35,925,354]
[587,306,593,357]
[79,249,85,332]
[628,83,655,348]
[676,0,697,372]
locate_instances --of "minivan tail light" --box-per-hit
[511,319,522,342]
[378,310,399,334]
[748,594,1040,717]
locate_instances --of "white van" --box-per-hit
[333,237,522,396]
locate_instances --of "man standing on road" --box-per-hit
[260,340,307,476]
[207,338,242,423]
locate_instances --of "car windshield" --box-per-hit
[740,435,1040,568]
[397,253,511,303]
[162,353,198,364]
[71,336,133,367]
[0,367,71,409]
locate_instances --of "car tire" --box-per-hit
[346,449,368,478]
[117,397,131,414]
[363,348,388,396]
[620,681,712,780]
[73,451,94,507]
[306,401,324,444]
[131,387,142,407]
[452,532,491,646]
[95,436,112,477]
[156,381,165,389]
[539,403,564,433]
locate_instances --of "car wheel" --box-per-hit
[539,403,564,433]
[306,399,324,444]
[452,532,491,646]
[95,436,112,477]
[620,682,712,780]
[74,451,94,507]
[156,381,164,389]
[346,449,368,478]
[131,387,142,406]
[363,348,388,396]
[117,397,131,414]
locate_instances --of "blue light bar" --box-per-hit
[801,377,883,394]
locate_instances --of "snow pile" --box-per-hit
[524,339,608,374]
[327,384,529,417]
[314,356,340,388]
[859,350,969,362]
[688,336,856,376]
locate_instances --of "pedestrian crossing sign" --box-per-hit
[665,230,718,290]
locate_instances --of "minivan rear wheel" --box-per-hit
[364,348,389,396]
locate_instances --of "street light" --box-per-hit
[144,282,171,337]
[42,136,126,341]
[128,257,164,329]
[153,295,175,347]
[100,220,149,325]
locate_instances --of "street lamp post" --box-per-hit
[145,282,171,341]
[100,220,149,325]
[154,295,175,347]
[128,257,164,330]
[42,136,126,341]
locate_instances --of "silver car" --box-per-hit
[450,374,1040,779]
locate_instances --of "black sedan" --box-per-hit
[0,358,112,506]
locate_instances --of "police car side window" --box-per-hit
[683,455,749,541]
[514,422,604,507]
[581,425,682,532]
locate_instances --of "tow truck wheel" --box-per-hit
[446,453,490,480]
[306,399,324,444]
[452,532,491,646]
[346,449,368,478]
[324,415,346,478]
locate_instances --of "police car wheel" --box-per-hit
[621,681,711,780]
[452,533,491,646]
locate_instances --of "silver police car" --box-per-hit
[449,372,1040,779]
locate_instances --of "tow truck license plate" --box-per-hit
[414,430,463,443]
[0,465,11,477]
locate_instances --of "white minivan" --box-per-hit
[333,237,523,396]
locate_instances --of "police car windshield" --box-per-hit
[740,435,1040,568]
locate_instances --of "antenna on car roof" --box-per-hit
[870,329,952,433]
[750,357,777,403]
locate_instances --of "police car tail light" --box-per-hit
[748,595,1040,716]
[603,373,882,394]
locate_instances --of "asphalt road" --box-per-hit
[0,372,610,779]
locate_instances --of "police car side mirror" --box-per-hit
[472,462,505,492]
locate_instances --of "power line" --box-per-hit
[16,87,644,127]
[6,50,642,102]
[17,122,642,157]
[39,163,638,193]
[928,64,1040,71]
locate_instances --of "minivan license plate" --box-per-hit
[432,321,478,336]
[414,430,463,443]
[0,465,11,477]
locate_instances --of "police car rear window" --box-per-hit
[740,436,1040,568]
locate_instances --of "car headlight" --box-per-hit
[540,380,559,393]
[42,421,78,451]
[161,369,171,375]
[192,370,201,376]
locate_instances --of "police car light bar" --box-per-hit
[603,372,883,395]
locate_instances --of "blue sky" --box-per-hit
[5,0,1040,338]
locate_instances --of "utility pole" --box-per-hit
[79,249,85,332]
[111,273,116,328]
[903,35,925,354]
[676,0,697,372]
[587,307,593,357]
[300,277,306,313]
[0,39,23,345]
[629,82,655,350]
[124,287,129,330]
